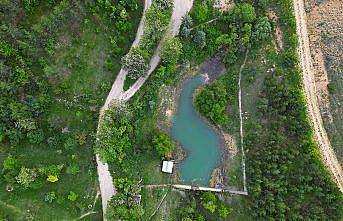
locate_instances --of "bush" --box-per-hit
[195,79,229,125]
[16,167,37,188]
[66,164,80,175]
[2,155,20,184]
[45,192,56,203]
[95,103,133,163]
[139,5,171,53]
[252,16,272,43]
[152,131,174,157]
[160,37,183,64]
[68,191,78,201]
[121,47,150,80]
[27,129,44,144]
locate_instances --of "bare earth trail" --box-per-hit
[292,0,343,192]
[96,0,152,217]
[96,0,194,218]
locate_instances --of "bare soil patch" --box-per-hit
[293,0,343,191]
[304,0,343,165]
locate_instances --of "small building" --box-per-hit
[161,161,174,174]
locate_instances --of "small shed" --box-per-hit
[161,161,174,174]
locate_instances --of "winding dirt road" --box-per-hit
[96,0,152,217]
[122,0,194,100]
[292,0,343,192]
[96,0,194,219]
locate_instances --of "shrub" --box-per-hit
[2,155,20,184]
[26,129,44,144]
[252,16,272,43]
[195,79,229,125]
[66,164,80,175]
[160,37,182,64]
[121,47,150,80]
[47,175,58,182]
[45,192,56,203]
[152,131,174,157]
[195,30,206,48]
[16,167,37,188]
[68,191,78,202]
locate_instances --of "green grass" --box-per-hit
[0,1,143,220]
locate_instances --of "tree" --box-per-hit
[203,201,216,213]
[195,80,229,125]
[233,3,256,23]
[2,155,20,184]
[140,6,171,53]
[195,30,206,48]
[16,167,37,188]
[95,105,133,163]
[121,47,150,80]
[182,13,193,28]
[180,13,193,38]
[252,16,272,43]
[68,191,78,201]
[26,129,44,144]
[160,37,182,64]
[153,0,173,10]
[218,204,230,218]
[152,131,174,157]
[240,3,256,23]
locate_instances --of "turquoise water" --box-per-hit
[171,75,221,186]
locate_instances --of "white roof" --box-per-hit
[162,161,173,173]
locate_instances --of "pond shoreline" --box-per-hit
[158,65,231,187]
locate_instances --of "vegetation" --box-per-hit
[176,192,232,220]
[152,131,174,158]
[195,79,229,125]
[177,0,342,220]
[160,37,183,64]
[122,47,150,80]
[95,100,133,164]
[122,0,173,87]
[0,0,143,219]
[106,179,143,220]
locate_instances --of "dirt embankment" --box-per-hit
[292,0,343,192]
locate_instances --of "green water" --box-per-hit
[172,75,221,186]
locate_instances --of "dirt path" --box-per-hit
[100,0,153,115]
[96,1,194,219]
[122,0,194,100]
[238,50,249,193]
[96,1,152,218]
[292,0,343,192]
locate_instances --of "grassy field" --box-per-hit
[0,0,143,220]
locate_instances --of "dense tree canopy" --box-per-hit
[195,79,229,125]
[152,131,174,157]
[160,37,182,64]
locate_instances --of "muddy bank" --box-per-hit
[198,53,227,81]
[157,63,235,187]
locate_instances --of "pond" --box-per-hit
[171,75,222,186]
